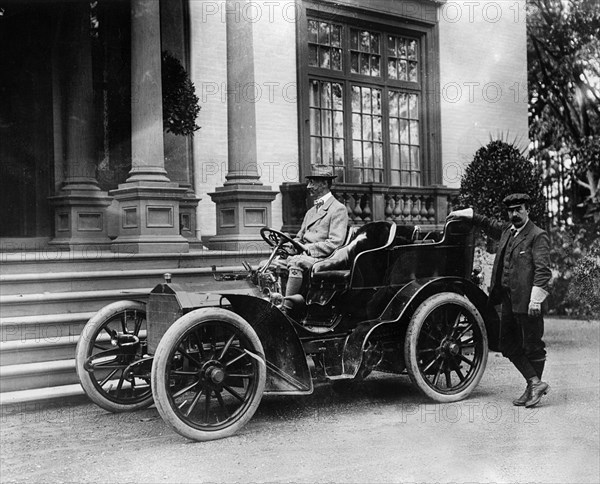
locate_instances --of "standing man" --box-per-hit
[448,193,552,407]
[284,166,348,305]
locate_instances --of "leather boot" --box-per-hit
[512,382,531,406]
[525,380,550,407]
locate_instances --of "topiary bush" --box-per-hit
[161,51,201,136]
[458,139,546,223]
[457,139,545,256]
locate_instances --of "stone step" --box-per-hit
[0,249,268,275]
[0,288,152,318]
[1,312,95,343]
[0,383,87,408]
[0,359,78,392]
[1,336,80,366]
[0,265,254,296]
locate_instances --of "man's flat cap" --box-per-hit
[306,165,337,180]
[502,193,531,208]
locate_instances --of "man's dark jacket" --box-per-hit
[473,215,552,314]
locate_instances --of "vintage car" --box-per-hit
[75,219,499,441]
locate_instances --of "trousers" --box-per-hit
[500,290,546,380]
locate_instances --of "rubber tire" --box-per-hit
[151,308,266,442]
[405,292,488,403]
[75,300,153,412]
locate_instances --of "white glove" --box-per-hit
[528,286,549,317]
[447,208,473,220]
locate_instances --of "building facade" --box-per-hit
[0,0,528,402]
[1,0,528,252]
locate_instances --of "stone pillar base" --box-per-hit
[110,181,190,254]
[180,190,203,250]
[49,190,113,249]
[208,184,277,251]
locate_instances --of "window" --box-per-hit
[301,12,439,187]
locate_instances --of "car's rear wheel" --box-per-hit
[151,308,266,441]
[76,300,153,412]
[405,292,488,402]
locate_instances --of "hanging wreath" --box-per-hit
[161,50,201,136]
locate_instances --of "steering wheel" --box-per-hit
[260,227,305,255]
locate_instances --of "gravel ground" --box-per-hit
[1,318,599,484]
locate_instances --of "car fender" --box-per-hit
[342,277,500,377]
[224,294,313,395]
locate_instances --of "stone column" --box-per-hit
[208,0,276,250]
[49,3,112,249]
[110,0,189,253]
[161,0,201,249]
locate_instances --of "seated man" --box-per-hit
[283,165,348,309]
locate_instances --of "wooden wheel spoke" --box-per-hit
[456,322,474,340]
[444,370,452,388]
[226,373,253,379]
[458,354,475,367]
[225,351,249,368]
[450,310,464,336]
[194,329,206,359]
[219,334,236,361]
[421,329,440,343]
[184,389,204,417]
[215,391,231,418]
[173,380,201,399]
[178,346,202,367]
[422,355,441,373]
[172,370,198,376]
[223,384,245,403]
[99,368,119,387]
[204,389,212,422]
[432,360,444,386]
[454,366,466,382]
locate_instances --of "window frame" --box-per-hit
[297,0,442,187]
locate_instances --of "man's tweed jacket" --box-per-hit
[295,196,348,258]
[474,214,552,314]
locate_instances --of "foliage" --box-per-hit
[161,51,201,136]
[573,136,600,222]
[528,0,600,220]
[567,238,600,319]
[546,223,600,317]
[458,139,545,222]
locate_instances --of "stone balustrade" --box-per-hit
[281,182,458,234]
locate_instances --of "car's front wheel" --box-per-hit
[405,292,488,402]
[151,308,266,441]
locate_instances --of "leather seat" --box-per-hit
[311,221,397,285]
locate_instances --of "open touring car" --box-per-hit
[75,219,499,441]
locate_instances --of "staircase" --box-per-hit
[0,247,269,406]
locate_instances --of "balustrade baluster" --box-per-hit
[427,196,436,222]
[393,194,403,221]
[419,196,429,221]
[384,194,394,221]
[411,195,420,221]
[352,193,363,221]
[363,197,372,222]
[402,195,411,221]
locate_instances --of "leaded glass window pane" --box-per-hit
[308,20,343,71]
[309,79,345,175]
[387,34,419,82]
